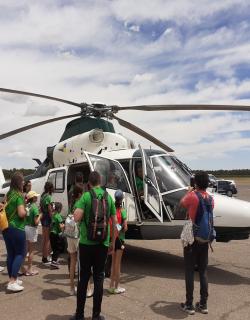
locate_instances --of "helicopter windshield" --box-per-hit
[151,155,191,193]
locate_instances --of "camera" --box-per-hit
[190,176,195,188]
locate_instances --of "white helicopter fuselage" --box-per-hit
[1,130,250,242]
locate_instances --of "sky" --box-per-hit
[0,0,250,171]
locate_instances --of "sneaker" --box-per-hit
[87,288,93,298]
[69,286,77,296]
[196,302,208,314]
[7,282,24,292]
[0,266,4,272]
[51,261,60,269]
[181,303,195,315]
[16,279,23,286]
[114,287,126,294]
[107,287,115,294]
[42,257,51,265]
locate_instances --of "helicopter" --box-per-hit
[0,87,250,243]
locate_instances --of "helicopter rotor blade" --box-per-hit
[116,104,250,112]
[0,113,81,141]
[113,115,174,152]
[0,88,81,108]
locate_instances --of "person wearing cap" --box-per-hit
[24,190,41,276]
[108,189,128,294]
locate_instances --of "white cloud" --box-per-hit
[0,1,250,169]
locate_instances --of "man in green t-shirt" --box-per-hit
[71,171,116,320]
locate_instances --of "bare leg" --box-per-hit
[69,252,77,290]
[114,249,123,289]
[110,252,117,288]
[42,227,50,259]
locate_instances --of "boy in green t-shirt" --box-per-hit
[49,202,64,269]
[108,189,128,295]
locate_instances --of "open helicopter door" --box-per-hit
[84,152,137,222]
[139,145,163,223]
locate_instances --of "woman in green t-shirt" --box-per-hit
[108,190,128,295]
[2,172,27,292]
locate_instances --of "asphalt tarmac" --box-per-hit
[0,182,249,320]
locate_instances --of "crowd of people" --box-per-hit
[0,170,214,319]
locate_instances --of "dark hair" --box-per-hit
[194,171,209,190]
[23,180,31,193]
[72,184,84,202]
[54,202,62,212]
[88,171,101,187]
[43,181,54,194]
[75,172,83,183]
[10,172,24,193]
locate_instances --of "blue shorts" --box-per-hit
[41,213,51,227]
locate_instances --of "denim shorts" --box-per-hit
[41,213,51,227]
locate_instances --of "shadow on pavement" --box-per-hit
[122,245,250,286]
[45,315,71,320]
[46,316,92,320]
[41,288,69,300]
[150,301,188,319]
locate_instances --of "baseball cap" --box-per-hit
[27,191,40,199]
[114,189,124,200]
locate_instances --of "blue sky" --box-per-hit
[0,0,250,170]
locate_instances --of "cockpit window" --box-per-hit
[151,155,190,193]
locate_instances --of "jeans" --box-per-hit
[3,227,26,278]
[76,244,108,318]
[184,241,208,306]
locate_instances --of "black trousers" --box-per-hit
[49,232,61,262]
[184,241,209,306]
[76,244,108,318]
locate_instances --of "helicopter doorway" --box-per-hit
[84,152,137,222]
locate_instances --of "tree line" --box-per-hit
[193,169,250,177]
[3,169,35,180]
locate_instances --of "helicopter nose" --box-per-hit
[212,193,250,228]
[211,193,250,241]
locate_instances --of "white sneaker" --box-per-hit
[0,266,4,272]
[7,282,24,292]
[69,286,77,296]
[87,288,93,298]
[114,287,126,294]
[16,279,23,286]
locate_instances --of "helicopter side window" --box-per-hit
[88,155,130,193]
[47,170,65,193]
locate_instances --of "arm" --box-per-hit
[122,219,128,233]
[17,204,26,219]
[34,214,41,226]
[74,208,84,222]
[48,203,53,218]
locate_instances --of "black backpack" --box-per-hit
[86,189,109,242]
